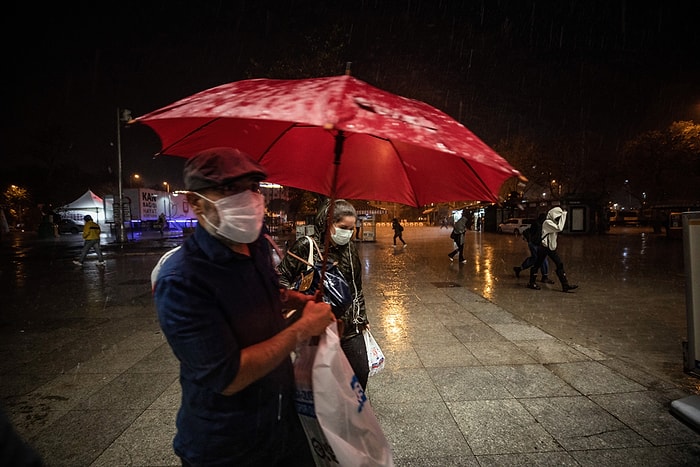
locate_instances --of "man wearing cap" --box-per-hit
[73,215,104,267]
[152,147,334,466]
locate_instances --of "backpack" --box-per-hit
[524,218,543,244]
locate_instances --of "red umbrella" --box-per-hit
[134,74,521,206]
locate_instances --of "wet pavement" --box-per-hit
[1,225,699,466]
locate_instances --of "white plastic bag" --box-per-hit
[294,336,337,466]
[295,322,394,467]
[363,329,386,377]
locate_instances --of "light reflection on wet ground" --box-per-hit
[0,225,693,392]
[359,224,692,391]
[1,226,699,464]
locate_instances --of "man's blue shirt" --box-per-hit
[154,225,294,464]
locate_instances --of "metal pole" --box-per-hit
[116,107,127,243]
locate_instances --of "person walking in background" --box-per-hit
[529,206,578,292]
[73,215,104,267]
[514,213,554,284]
[0,208,9,241]
[152,148,334,466]
[277,198,372,391]
[391,218,407,248]
[448,208,469,263]
[355,216,363,240]
[157,212,167,236]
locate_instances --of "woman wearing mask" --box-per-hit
[277,199,370,390]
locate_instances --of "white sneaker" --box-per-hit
[72,260,82,266]
[403,244,407,248]
[97,261,106,266]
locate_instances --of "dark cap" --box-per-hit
[84,215,92,222]
[183,147,267,191]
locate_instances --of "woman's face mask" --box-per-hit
[331,220,355,246]
[196,189,265,244]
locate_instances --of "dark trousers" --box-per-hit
[180,407,314,467]
[531,245,566,285]
[341,331,370,390]
[449,241,465,262]
[393,232,405,245]
[522,242,549,275]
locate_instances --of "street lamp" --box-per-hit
[131,173,140,188]
[163,181,170,193]
[116,108,132,243]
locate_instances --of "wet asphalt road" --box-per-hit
[0,224,696,396]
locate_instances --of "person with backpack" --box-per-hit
[447,208,469,263]
[392,218,407,248]
[513,213,554,284]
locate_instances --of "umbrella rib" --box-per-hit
[373,134,497,204]
[457,157,499,202]
[157,118,223,155]
[257,123,322,160]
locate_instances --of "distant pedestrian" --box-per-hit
[513,213,554,283]
[0,208,9,241]
[476,215,482,232]
[157,212,167,235]
[440,217,449,229]
[73,215,104,267]
[448,209,469,263]
[392,218,407,248]
[355,216,363,240]
[529,207,578,292]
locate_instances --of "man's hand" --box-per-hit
[280,288,315,312]
[293,299,335,343]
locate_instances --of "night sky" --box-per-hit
[2,0,698,204]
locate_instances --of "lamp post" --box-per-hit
[115,108,132,243]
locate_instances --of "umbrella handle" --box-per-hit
[319,130,346,299]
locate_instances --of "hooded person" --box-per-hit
[529,206,579,292]
[277,198,371,390]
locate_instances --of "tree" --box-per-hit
[3,184,30,228]
[620,121,700,206]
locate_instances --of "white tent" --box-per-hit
[59,190,106,224]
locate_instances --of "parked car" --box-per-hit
[58,218,84,234]
[497,217,536,235]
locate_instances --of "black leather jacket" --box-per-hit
[277,233,368,340]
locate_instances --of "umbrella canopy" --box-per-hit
[134,74,521,206]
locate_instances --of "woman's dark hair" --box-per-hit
[315,199,357,234]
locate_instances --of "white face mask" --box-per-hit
[196,190,265,244]
[331,226,354,245]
